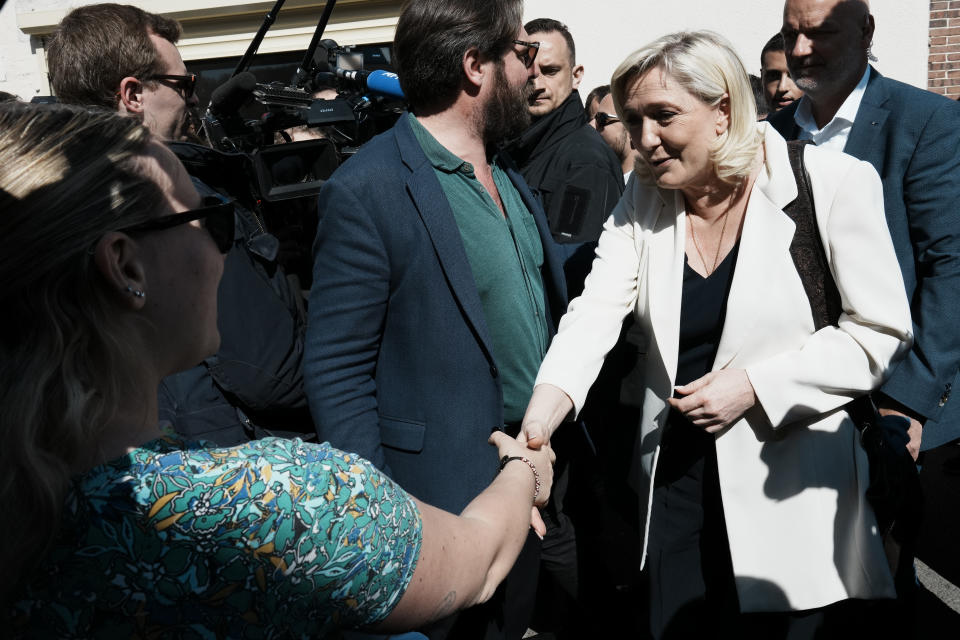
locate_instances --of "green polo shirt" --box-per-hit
[409,113,549,423]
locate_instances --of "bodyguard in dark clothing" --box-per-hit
[508,19,623,298]
[511,89,623,246]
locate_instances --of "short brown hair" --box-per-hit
[394,0,523,112]
[47,4,182,110]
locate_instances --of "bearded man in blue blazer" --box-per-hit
[304,0,567,637]
[769,0,960,456]
[768,0,960,624]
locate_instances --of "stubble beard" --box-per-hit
[789,50,864,104]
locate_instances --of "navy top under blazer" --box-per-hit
[304,114,568,513]
[769,67,960,450]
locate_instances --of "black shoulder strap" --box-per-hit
[782,140,875,425]
[781,140,844,331]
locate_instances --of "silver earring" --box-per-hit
[125,285,145,299]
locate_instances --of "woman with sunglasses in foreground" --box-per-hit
[1,103,554,638]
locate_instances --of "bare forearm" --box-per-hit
[380,434,549,629]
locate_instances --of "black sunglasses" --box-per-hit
[512,40,540,68]
[145,73,198,99]
[118,196,235,254]
[594,112,621,132]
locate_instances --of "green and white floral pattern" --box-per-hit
[12,431,422,639]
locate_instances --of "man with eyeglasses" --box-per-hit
[586,84,641,183]
[47,4,197,141]
[47,4,316,450]
[305,1,567,638]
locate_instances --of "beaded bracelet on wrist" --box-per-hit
[498,454,541,503]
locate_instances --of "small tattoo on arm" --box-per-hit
[431,591,457,620]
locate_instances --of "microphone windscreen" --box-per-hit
[364,70,405,100]
[210,72,257,115]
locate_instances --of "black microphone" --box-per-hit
[209,72,257,117]
[204,72,256,151]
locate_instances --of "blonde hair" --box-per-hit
[0,103,163,600]
[611,30,762,185]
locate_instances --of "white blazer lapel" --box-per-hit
[647,189,686,384]
[713,190,796,370]
[714,124,802,370]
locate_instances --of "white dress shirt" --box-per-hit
[793,66,871,151]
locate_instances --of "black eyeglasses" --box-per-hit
[512,40,540,68]
[118,196,235,254]
[145,73,198,99]
[594,112,621,132]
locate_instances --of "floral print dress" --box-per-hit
[11,430,422,639]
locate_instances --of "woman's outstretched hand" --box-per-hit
[668,369,757,433]
[489,430,555,537]
[489,430,555,508]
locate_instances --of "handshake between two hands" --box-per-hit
[506,371,758,535]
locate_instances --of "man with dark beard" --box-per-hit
[304,1,567,638]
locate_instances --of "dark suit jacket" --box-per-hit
[305,115,567,513]
[768,67,960,450]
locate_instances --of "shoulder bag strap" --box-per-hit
[781,140,843,330]
[781,140,874,425]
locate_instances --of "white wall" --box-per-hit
[523,0,929,96]
[0,0,933,101]
[0,0,44,99]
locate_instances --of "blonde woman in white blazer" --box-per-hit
[520,31,913,639]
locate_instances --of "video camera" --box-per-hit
[200,0,406,205]
[187,0,404,288]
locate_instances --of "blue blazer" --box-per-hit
[768,68,960,450]
[305,115,568,512]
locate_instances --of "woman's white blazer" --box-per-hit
[535,123,913,612]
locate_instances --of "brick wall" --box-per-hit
[929,0,960,97]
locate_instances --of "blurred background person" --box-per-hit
[520,30,912,639]
[749,74,769,119]
[0,102,555,638]
[587,84,642,182]
[759,33,803,114]
[584,84,605,121]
